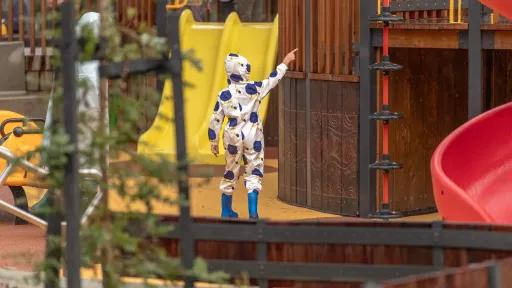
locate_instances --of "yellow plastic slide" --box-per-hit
[137,10,279,165]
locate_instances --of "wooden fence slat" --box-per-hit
[41,0,47,55]
[310,0,317,73]
[334,0,341,75]
[318,0,325,73]
[0,0,3,38]
[8,0,13,41]
[30,0,35,54]
[325,0,332,74]
[298,0,309,72]
[18,0,23,42]
[343,0,351,75]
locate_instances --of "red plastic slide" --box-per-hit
[479,0,512,20]
[431,0,512,224]
[431,103,512,224]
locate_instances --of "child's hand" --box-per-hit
[283,48,299,67]
[211,143,219,157]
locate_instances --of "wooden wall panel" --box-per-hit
[485,50,512,108]
[280,78,359,216]
[278,0,359,76]
[296,80,308,206]
[388,48,468,213]
[310,80,324,210]
[341,83,359,215]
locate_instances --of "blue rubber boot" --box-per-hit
[248,190,259,219]
[221,193,238,219]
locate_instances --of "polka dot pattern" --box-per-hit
[224,170,235,180]
[230,74,244,82]
[208,128,216,140]
[227,78,231,85]
[253,141,262,152]
[246,63,251,73]
[239,103,243,111]
[250,112,258,123]
[270,70,278,78]
[214,101,220,112]
[229,53,239,57]
[245,84,258,95]
[255,81,262,87]
[252,168,263,177]
[220,90,232,101]
[228,118,237,127]
[227,144,238,155]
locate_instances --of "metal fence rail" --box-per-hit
[152,218,512,286]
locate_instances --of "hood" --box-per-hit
[76,12,100,38]
[225,53,251,84]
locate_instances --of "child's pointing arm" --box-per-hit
[257,48,298,99]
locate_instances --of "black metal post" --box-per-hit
[167,9,194,288]
[156,0,167,93]
[256,221,268,288]
[305,0,312,206]
[44,189,62,288]
[487,261,502,288]
[60,1,81,287]
[359,0,377,217]
[468,0,483,118]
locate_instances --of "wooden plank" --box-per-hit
[278,0,284,60]
[310,0,318,73]
[487,51,512,107]
[41,0,47,56]
[325,0,332,74]
[8,0,13,41]
[342,0,351,75]
[296,79,307,206]
[493,31,512,50]
[285,71,307,79]
[0,0,3,38]
[281,77,291,203]
[278,79,286,201]
[301,0,306,72]
[334,0,341,75]
[321,81,343,214]
[310,80,323,210]
[18,0,24,42]
[309,73,359,82]
[388,48,468,212]
[294,0,301,71]
[352,0,360,75]
[29,0,35,55]
[289,77,297,204]
[387,29,461,49]
[317,0,325,73]
[340,82,359,216]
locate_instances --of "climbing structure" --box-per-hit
[368,0,403,218]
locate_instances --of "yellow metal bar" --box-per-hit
[457,0,462,23]
[166,0,188,11]
[490,12,495,24]
[449,0,455,23]
[377,0,381,14]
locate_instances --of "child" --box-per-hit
[208,48,298,219]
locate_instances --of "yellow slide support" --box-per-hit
[137,10,279,165]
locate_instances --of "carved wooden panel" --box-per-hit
[279,78,359,216]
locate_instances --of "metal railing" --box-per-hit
[151,218,512,286]
[0,143,102,228]
[388,0,509,24]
